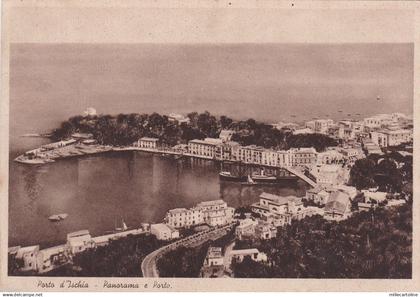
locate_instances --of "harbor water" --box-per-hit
[9,144,308,248]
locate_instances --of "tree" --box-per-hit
[349,158,377,190]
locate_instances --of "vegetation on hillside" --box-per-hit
[349,152,412,195]
[51,111,338,151]
[232,203,412,278]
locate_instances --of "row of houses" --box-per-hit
[301,113,413,147]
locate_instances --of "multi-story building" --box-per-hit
[200,247,225,278]
[314,119,334,134]
[66,230,94,255]
[339,147,365,164]
[305,187,330,204]
[136,137,160,149]
[236,145,264,164]
[187,138,223,159]
[316,149,344,165]
[323,191,352,221]
[15,245,39,272]
[254,222,277,240]
[196,200,235,227]
[309,164,344,186]
[305,120,316,131]
[150,223,179,240]
[165,208,204,228]
[370,129,412,147]
[261,150,279,167]
[165,200,234,229]
[289,147,317,168]
[235,218,258,240]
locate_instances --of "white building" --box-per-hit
[188,138,223,159]
[165,200,234,229]
[235,218,258,240]
[196,200,234,227]
[305,187,330,204]
[84,107,97,117]
[314,119,334,134]
[370,129,412,147]
[150,223,179,240]
[316,149,344,165]
[66,230,94,255]
[168,113,190,124]
[202,247,224,267]
[290,147,317,168]
[323,191,352,221]
[15,245,39,271]
[165,208,204,229]
[230,249,267,263]
[236,145,264,164]
[136,137,160,149]
[309,164,344,186]
[293,128,315,135]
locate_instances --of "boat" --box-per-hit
[219,171,246,182]
[251,170,277,183]
[48,213,68,222]
[48,215,61,222]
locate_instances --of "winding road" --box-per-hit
[141,223,235,277]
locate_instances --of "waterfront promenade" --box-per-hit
[141,223,235,277]
[15,141,318,188]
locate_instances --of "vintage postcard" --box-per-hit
[1,0,419,292]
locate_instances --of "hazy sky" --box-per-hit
[11,43,413,131]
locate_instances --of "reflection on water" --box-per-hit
[9,151,308,247]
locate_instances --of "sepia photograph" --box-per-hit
[1,0,419,293]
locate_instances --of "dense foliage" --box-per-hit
[349,153,412,194]
[51,111,337,151]
[232,203,412,278]
[157,229,235,277]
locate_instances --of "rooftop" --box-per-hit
[197,199,226,207]
[260,192,302,205]
[16,245,39,258]
[140,137,159,141]
[230,248,260,255]
[151,223,172,233]
[325,191,350,215]
[168,208,189,214]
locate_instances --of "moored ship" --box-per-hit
[219,171,247,182]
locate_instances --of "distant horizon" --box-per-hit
[10,43,413,136]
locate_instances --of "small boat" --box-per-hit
[48,213,68,222]
[48,215,61,222]
[219,171,246,182]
